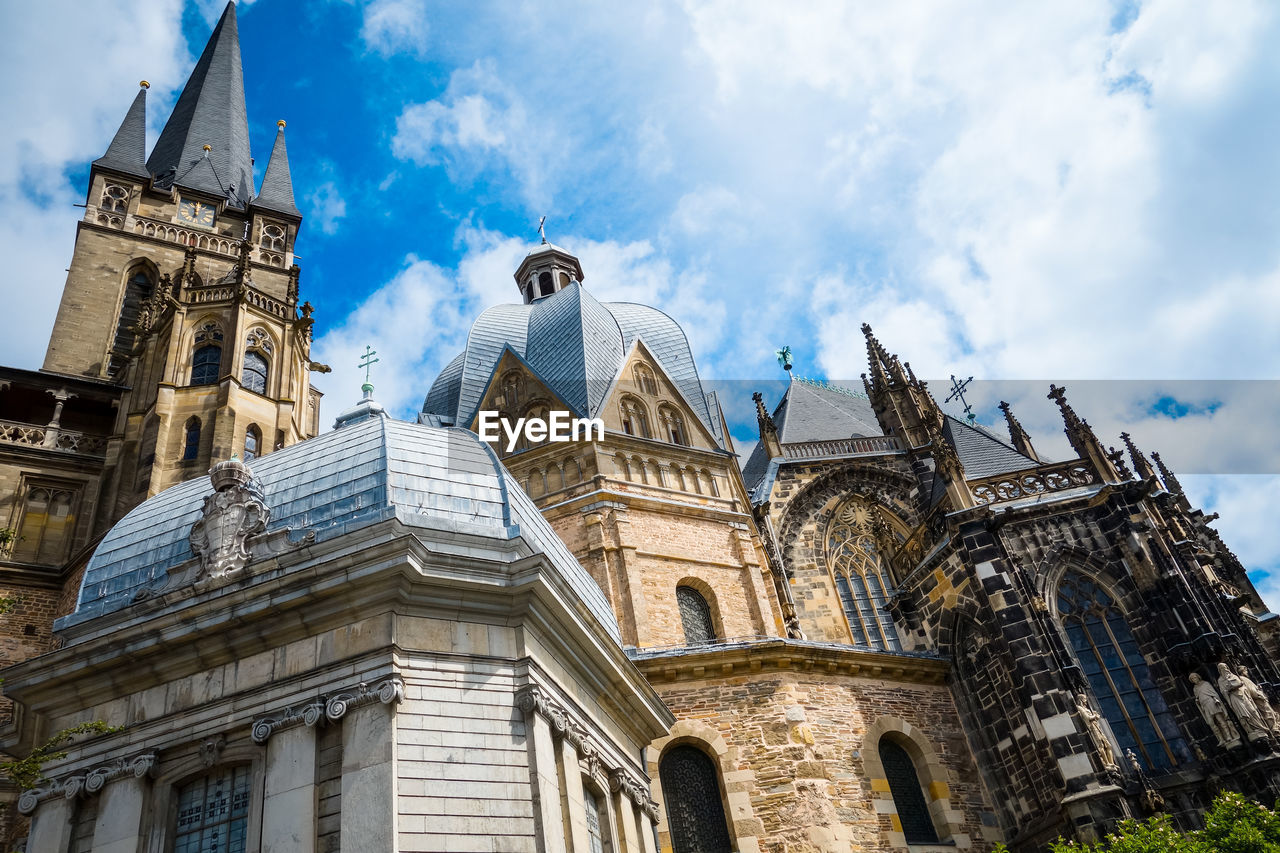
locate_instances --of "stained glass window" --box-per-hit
[244,426,261,462]
[584,786,612,853]
[192,345,221,385]
[173,766,251,853]
[677,586,716,644]
[242,351,268,395]
[183,418,201,461]
[1057,570,1189,770]
[659,746,732,853]
[878,738,939,844]
[825,499,901,650]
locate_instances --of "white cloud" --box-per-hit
[360,0,430,57]
[194,0,257,26]
[306,181,347,235]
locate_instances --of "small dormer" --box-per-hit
[514,241,585,304]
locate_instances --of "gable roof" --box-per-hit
[774,378,883,444]
[944,415,1040,479]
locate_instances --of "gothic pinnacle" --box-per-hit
[998,400,1039,462]
[1150,451,1185,497]
[1120,432,1156,481]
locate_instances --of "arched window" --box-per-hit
[826,499,901,650]
[244,425,261,461]
[677,586,716,644]
[878,738,939,845]
[183,417,201,461]
[260,221,286,251]
[12,485,77,564]
[659,746,732,853]
[173,766,252,853]
[1056,569,1188,770]
[633,364,658,395]
[191,345,222,385]
[109,268,155,376]
[500,370,524,410]
[558,271,571,288]
[101,183,129,213]
[620,397,650,439]
[658,404,688,445]
[242,351,269,394]
[584,786,613,853]
[538,271,554,297]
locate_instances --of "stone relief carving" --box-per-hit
[198,734,227,767]
[1189,672,1239,747]
[18,752,158,815]
[189,458,269,581]
[250,675,404,745]
[1237,666,1279,734]
[515,683,660,819]
[1218,662,1274,741]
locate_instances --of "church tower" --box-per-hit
[42,2,323,523]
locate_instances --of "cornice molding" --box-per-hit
[251,675,404,745]
[18,751,157,815]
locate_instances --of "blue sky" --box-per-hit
[1,0,1278,603]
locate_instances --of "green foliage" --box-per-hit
[992,792,1280,853]
[0,527,15,556]
[0,721,121,789]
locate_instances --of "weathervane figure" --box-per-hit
[776,346,794,372]
[537,216,548,244]
[946,374,976,423]
[359,345,379,395]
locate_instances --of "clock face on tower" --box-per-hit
[177,199,216,228]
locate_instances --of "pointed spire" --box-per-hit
[1048,384,1120,481]
[93,82,149,178]
[147,1,254,205]
[998,401,1040,462]
[1150,451,1185,498]
[1107,446,1133,480]
[255,120,301,217]
[862,323,891,390]
[753,391,782,459]
[1120,432,1156,481]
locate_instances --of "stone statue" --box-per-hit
[1236,666,1279,734]
[1218,662,1270,740]
[1189,672,1237,747]
[1076,693,1117,769]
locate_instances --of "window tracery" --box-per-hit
[172,765,252,853]
[260,222,286,252]
[244,425,261,461]
[659,745,732,853]
[110,268,154,376]
[101,183,130,213]
[878,738,939,845]
[242,329,272,395]
[677,586,716,644]
[1056,569,1189,770]
[825,499,900,650]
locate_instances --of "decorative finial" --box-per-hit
[140,80,150,89]
[945,375,976,424]
[358,345,379,397]
[202,143,212,153]
[537,215,548,244]
[277,119,286,129]
[775,346,793,372]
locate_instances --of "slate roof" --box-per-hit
[146,1,254,205]
[254,125,300,216]
[422,282,720,444]
[944,415,1039,479]
[93,86,149,178]
[60,416,619,640]
[775,378,883,444]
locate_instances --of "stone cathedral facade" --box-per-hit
[3,4,1280,853]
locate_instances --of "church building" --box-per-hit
[3,4,1279,852]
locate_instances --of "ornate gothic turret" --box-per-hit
[1121,432,1156,481]
[998,400,1040,462]
[1047,384,1120,482]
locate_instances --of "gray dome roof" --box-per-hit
[61,417,618,638]
[422,282,720,442]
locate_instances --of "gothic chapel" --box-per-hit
[3,4,1280,853]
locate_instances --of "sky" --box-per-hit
[0,0,1277,602]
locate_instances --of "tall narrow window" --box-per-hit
[620,397,650,439]
[826,499,901,650]
[244,425,261,461]
[659,746,732,853]
[584,786,612,853]
[12,486,77,564]
[633,364,658,395]
[191,345,222,385]
[659,405,688,446]
[183,417,201,461]
[1057,570,1188,770]
[109,269,154,376]
[173,766,251,853]
[677,586,716,644]
[242,351,269,394]
[538,271,554,297]
[878,738,939,845]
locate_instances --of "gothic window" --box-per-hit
[109,268,155,376]
[183,417,201,461]
[677,585,716,644]
[11,484,78,564]
[101,183,130,213]
[499,370,524,410]
[260,222,286,251]
[194,322,223,345]
[633,364,658,395]
[192,345,222,385]
[658,404,688,446]
[620,397,650,439]
[244,425,261,461]
[538,271,554,297]
[1056,570,1188,770]
[242,351,269,394]
[173,765,252,853]
[659,745,732,853]
[878,738,939,845]
[584,786,612,853]
[825,499,901,650]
